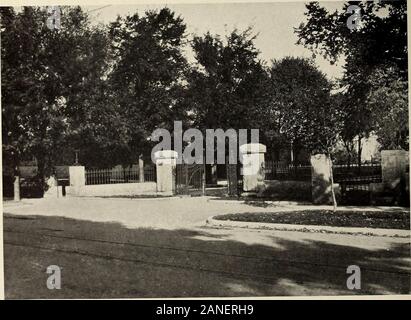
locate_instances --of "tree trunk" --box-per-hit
[139,155,145,183]
[202,153,206,196]
[357,136,362,174]
[12,154,21,201]
[343,140,353,168]
[328,156,337,211]
[37,156,46,197]
[273,148,280,162]
[13,169,21,201]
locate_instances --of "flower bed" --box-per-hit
[214,210,410,230]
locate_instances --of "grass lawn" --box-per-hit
[214,210,411,230]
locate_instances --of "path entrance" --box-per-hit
[175,162,242,197]
[175,163,205,196]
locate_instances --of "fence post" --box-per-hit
[154,150,178,195]
[239,143,266,196]
[68,166,85,196]
[139,155,145,183]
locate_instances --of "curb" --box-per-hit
[206,216,410,238]
[67,195,182,201]
[207,198,312,206]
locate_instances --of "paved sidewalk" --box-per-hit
[3,196,273,230]
[3,197,408,230]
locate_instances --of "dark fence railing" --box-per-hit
[144,165,156,182]
[264,161,312,181]
[264,162,382,184]
[86,165,156,185]
[86,167,139,185]
[332,163,382,183]
[175,164,204,195]
[332,163,382,205]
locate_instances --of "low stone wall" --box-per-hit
[66,182,157,197]
[242,180,341,202]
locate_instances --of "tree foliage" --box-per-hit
[367,65,408,150]
[295,1,408,155]
[186,28,270,132]
[108,8,189,160]
[1,6,118,177]
[267,57,338,154]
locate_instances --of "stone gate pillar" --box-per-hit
[381,150,409,205]
[310,154,333,205]
[240,143,266,195]
[381,150,409,187]
[154,150,178,195]
[69,166,85,196]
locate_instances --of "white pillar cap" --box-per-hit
[154,150,178,160]
[239,143,266,154]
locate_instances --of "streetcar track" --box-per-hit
[5,228,411,276]
[6,240,411,288]
[4,240,293,284]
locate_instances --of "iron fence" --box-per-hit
[332,163,382,183]
[144,165,156,182]
[85,165,156,185]
[332,163,382,205]
[264,161,312,181]
[176,163,204,195]
[86,167,140,185]
[264,161,382,184]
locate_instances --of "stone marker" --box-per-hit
[311,154,333,205]
[154,150,178,195]
[240,143,266,196]
[69,166,85,196]
[381,150,409,188]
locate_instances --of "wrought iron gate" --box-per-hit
[175,163,205,195]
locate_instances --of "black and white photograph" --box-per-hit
[1,0,410,300]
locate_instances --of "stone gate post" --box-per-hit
[68,166,85,196]
[240,143,266,195]
[381,150,409,187]
[154,150,178,195]
[310,154,333,205]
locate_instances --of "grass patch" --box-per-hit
[214,210,410,230]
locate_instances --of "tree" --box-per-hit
[295,1,408,164]
[267,57,334,161]
[268,57,342,208]
[108,8,189,163]
[295,1,407,74]
[367,65,408,150]
[186,28,270,132]
[1,6,115,193]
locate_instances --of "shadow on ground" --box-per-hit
[3,214,410,298]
